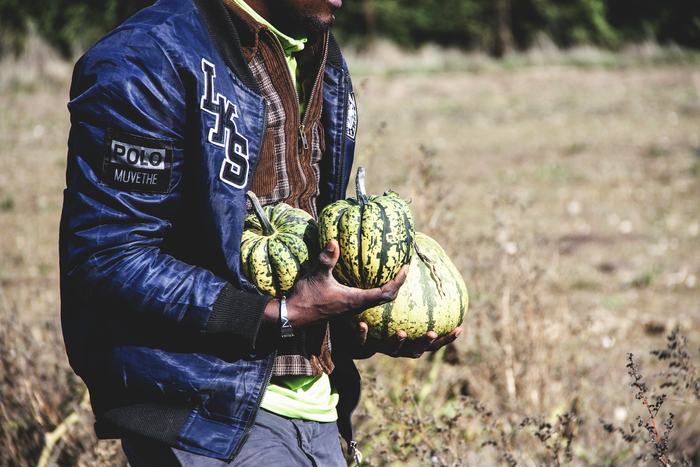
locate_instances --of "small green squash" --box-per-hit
[318,167,415,289]
[349,232,468,341]
[240,191,319,297]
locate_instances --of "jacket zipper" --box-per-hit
[299,124,308,150]
[298,33,328,154]
[349,440,363,466]
[346,375,364,466]
[269,32,328,205]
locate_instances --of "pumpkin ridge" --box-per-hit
[376,202,391,286]
[279,235,305,269]
[264,243,282,296]
[250,240,274,294]
[242,236,263,272]
[279,211,310,232]
[273,239,303,293]
[417,253,436,332]
[375,202,391,288]
[454,265,468,325]
[333,207,351,284]
[401,201,414,264]
[357,203,366,286]
[382,199,409,285]
[339,205,361,286]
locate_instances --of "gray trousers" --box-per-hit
[121,409,348,467]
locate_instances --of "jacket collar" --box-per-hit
[192,0,260,93]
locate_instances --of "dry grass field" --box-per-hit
[1,42,700,466]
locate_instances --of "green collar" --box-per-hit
[231,0,309,113]
[230,0,307,56]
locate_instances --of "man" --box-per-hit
[59,0,461,465]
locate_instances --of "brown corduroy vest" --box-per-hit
[222,0,334,376]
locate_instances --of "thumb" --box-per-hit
[318,240,340,274]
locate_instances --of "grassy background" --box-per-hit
[1,41,700,466]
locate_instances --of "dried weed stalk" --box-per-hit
[356,366,585,466]
[601,347,697,467]
[518,412,577,467]
[628,352,674,466]
[652,327,700,400]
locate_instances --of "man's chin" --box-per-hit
[299,15,335,37]
[270,1,336,38]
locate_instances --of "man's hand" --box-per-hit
[260,239,460,359]
[355,324,462,359]
[262,240,409,330]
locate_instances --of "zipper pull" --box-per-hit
[349,440,363,466]
[299,124,309,151]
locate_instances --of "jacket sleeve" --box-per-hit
[60,28,270,348]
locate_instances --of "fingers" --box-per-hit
[291,249,411,327]
[427,327,462,351]
[355,264,409,309]
[348,321,378,360]
[391,264,410,288]
[355,324,463,360]
[312,244,408,309]
[317,240,339,273]
[376,329,407,357]
[358,321,369,346]
[379,264,409,298]
[388,327,462,358]
[400,331,437,359]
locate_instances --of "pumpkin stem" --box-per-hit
[415,240,446,298]
[246,191,276,237]
[355,167,369,206]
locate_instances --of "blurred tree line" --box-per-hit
[0,0,153,56]
[334,0,700,55]
[0,0,699,58]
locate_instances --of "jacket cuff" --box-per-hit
[207,283,273,348]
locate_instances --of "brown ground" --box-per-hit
[1,47,699,465]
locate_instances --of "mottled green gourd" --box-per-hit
[349,233,468,341]
[318,167,415,289]
[240,191,319,297]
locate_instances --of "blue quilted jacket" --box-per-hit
[59,0,359,460]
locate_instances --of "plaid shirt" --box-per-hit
[231,3,334,376]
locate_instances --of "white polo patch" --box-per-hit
[101,128,173,194]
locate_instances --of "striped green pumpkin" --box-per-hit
[240,191,319,297]
[318,167,415,289]
[349,233,468,341]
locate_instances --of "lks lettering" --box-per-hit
[200,58,250,189]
